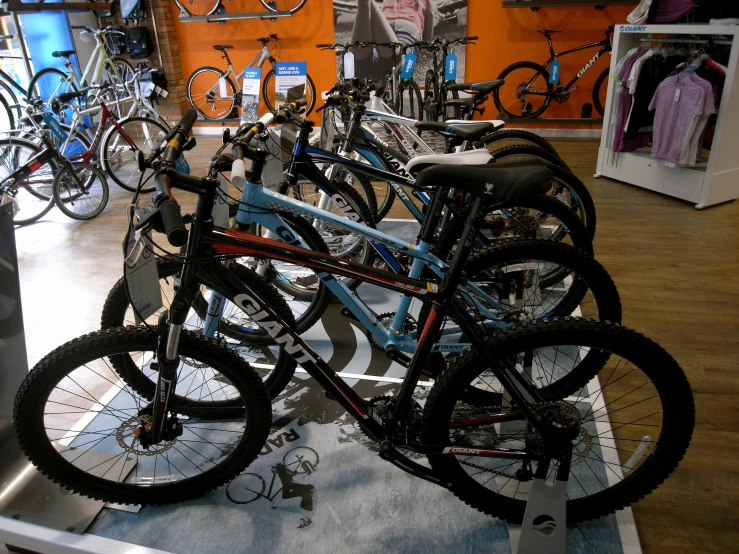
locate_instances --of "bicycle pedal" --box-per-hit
[567,86,579,93]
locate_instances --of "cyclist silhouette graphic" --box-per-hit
[226,447,319,512]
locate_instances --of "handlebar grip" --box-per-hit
[316,43,332,48]
[231,158,246,190]
[466,36,479,41]
[294,98,307,110]
[156,195,188,247]
[161,109,198,164]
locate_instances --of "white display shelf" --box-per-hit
[595,24,739,209]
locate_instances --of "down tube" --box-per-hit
[200,261,384,434]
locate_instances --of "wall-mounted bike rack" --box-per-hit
[502,0,637,11]
[178,7,292,24]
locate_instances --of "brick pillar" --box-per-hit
[102,0,188,126]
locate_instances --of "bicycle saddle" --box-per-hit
[537,29,563,36]
[405,149,492,176]
[415,121,496,142]
[52,50,76,58]
[446,79,504,95]
[56,88,90,103]
[415,159,553,203]
[213,45,234,51]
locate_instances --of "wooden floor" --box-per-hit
[13,138,739,553]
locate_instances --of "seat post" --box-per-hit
[548,35,555,57]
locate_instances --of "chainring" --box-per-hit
[367,311,417,351]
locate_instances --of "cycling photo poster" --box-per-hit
[241,67,261,123]
[275,62,307,105]
[333,0,469,81]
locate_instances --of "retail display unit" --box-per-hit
[596,24,739,208]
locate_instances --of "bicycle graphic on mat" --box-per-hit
[226,447,319,511]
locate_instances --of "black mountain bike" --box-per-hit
[14,107,693,524]
[494,27,613,119]
[418,36,477,121]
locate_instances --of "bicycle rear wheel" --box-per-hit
[187,67,237,121]
[28,68,77,106]
[174,0,220,16]
[493,61,552,119]
[14,327,272,505]
[262,69,316,116]
[101,116,169,193]
[0,137,56,225]
[53,162,109,220]
[397,78,424,121]
[423,318,694,524]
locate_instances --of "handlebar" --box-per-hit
[153,109,198,247]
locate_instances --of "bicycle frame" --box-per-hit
[209,44,273,101]
[0,132,66,189]
[59,101,138,164]
[166,191,545,486]
[530,39,612,95]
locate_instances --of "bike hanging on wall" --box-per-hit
[493,27,613,119]
[186,34,316,120]
[173,0,307,17]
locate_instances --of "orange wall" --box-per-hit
[465,1,633,119]
[172,1,634,123]
[171,0,337,121]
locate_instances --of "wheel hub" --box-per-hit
[116,415,175,456]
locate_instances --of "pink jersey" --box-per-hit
[382,0,428,34]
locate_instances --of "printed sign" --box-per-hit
[241,67,262,124]
[445,52,457,82]
[400,52,417,79]
[42,113,68,143]
[549,59,561,85]
[343,51,355,79]
[213,174,230,228]
[275,62,307,106]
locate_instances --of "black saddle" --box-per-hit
[537,29,562,37]
[415,159,553,204]
[415,121,495,142]
[52,50,76,58]
[446,79,504,95]
[55,88,90,103]
[213,45,234,51]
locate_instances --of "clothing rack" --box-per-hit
[638,37,733,45]
[595,24,739,209]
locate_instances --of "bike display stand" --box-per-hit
[513,476,568,554]
[178,7,292,24]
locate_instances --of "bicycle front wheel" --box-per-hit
[423,318,694,524]
[0,137,56,225]
[101,116,169,193]
[260,0,307,14]
[53,162,109,220]
[397,78,423,121]
[479,129,559,155]
[14,327,272,505]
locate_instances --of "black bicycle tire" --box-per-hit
[0,93,14,133]
[490,142,569,171]
[262,68,316,116]
[173,0,221,16]
[444,81,461,120]
[52,163,109,220]
[14,327,272,505]
[100,116,169,193]
[186,66,237,121]
[101,259,298,400]
[423,69,438,121]
[27,67,77,105]
[260,0,308,14]
[417,238,621,388]
[493,61,553,119]
[489,145,597,237]
[277,178,376,291]
[433,193,594,265]
[398,78,424,121]
[325,162,379,221]
[0,79,22,122]
[0,137,56,225]
[422,317,694,524]
[593,67,610,117]
[478,129,558,155]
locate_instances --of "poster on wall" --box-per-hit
[275,62,307,106]
[332,0,469,83]
[241,67,261,123]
